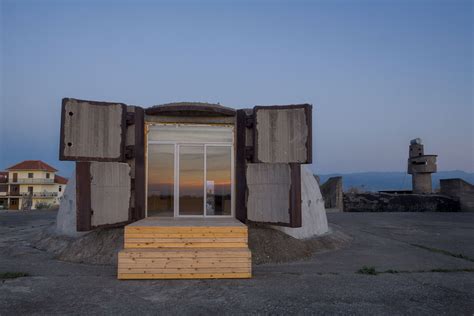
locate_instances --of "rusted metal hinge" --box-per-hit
[125,145,135,159]
[126,112,135,126]
[245,146,254,161]
[245,114,254,128]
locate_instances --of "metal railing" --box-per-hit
[9,179,55,184]
[20,192,58,198]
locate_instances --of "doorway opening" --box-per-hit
[146,124,234,218]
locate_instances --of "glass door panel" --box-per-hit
[147,144,175,217]
[206,146,232,216]
[179,145,204,216]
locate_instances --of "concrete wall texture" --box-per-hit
[56,170,85,237]
[343,192,460,212]
[273,165,328,239]
[440,178,474,212]
[320,176,343,211]
[412,173,433,195]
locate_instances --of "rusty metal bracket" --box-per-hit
[126,112,135,126]
[245,114,254,128]
[245,146,254,161]
[125,145,135,159]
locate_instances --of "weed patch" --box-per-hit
[410,244,474,262]
[0,272,30,279]
[356,267,474,276]
[357,266,378,275]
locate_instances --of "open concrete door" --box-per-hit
[246,163,302,227]
[76,162,132,231]
[253,104,312,164]
[244,104,312,227]
[59,98,127,161]
[59,98,145,231]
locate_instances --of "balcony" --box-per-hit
[9,178,55,184]
[20,192,58,198]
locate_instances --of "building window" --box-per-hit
[46,173,50,179]
[59,186,62,192]
[28,173,33,178]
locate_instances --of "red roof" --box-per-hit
[6,160,58,172]
[54,175,68,184]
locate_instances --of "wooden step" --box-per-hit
[118,218,252,279]
[118,248,252,279]
[124,218,248,249]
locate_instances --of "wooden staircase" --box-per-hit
[118,218,252,279]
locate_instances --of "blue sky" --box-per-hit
[1,0,472,177]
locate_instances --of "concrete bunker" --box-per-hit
[56,98,329,279]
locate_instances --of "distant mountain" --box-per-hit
[317,171,474,192]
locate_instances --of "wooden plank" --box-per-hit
[124,242,248,248]
[125,227,247,234]
[119,262,251,269]
[124,238,247,243]
[124,233,247,238]
[118,272,251,280]
[76,162,91,231]
[133,106,146,221]
[119,249,251,258]
[235,109,248,223]
[126,217,246,227]
[119,257,250,264]
[289,163,302,228]
[125,226,247,230]
[118,267,250,274]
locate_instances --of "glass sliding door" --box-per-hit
[147,144,175,217]
[147,124,234,218]
[206,146,232,216]
[178,145,205,216]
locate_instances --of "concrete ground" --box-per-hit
[0,210,473,315]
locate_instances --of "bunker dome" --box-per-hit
[56,98,328,279]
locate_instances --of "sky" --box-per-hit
[1,0,473,178]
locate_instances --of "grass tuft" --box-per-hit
[357,266,378,275]
[429,268,474,273]
[0,272,30,279]
[410,244,474,263]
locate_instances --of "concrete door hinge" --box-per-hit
[245,146,254,161]
[245,114,254,128]
[126,112,135,126]
[125,146,135,159]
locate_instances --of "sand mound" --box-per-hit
[33,224,351,266]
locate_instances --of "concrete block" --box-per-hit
[56,169,85,237]
[273,165,328,239]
